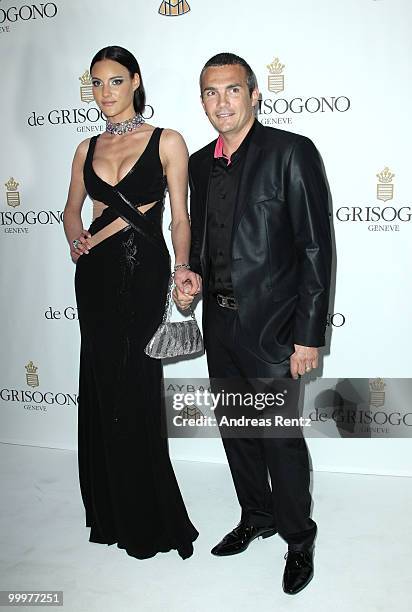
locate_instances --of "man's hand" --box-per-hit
[172,270,202,311]
[172,284,194,310]
[173,268,201,295]
[290,344,319,379]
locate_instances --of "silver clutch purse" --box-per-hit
[144,276,203,359]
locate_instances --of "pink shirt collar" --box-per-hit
[214,135,232,165]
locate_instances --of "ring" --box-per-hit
[305,366,311,372]
[72,239,81,249]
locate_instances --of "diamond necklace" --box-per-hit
[105,113,145,136]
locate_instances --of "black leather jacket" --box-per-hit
[189,121,333,363]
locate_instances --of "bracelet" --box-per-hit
[174,263,191,271]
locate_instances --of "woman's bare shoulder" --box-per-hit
[75,137,92,157]
[161,127,186,143]
[71,137,95,168]
[159,128,188,158]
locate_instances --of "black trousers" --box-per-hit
[204,297,317,550]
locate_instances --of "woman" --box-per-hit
[63,46,200,559]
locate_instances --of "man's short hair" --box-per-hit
[199,52,258,96]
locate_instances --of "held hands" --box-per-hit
[172,268,202,311]
[290,344,319,380]
[70,230,92,263]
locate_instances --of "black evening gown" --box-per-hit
[74,128,198,559]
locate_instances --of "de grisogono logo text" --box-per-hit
[258,56,351,126]
[27,70,155,133]
[2,176,63,234]
[326,312,345,328]
[0,2,58,33]
[335,167,411,231]
[44,306,78,321]
[308,378,412,436]
[0,361,78,412]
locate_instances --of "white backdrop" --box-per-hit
[1,0,411,475]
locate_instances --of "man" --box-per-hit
[175,52,332,594]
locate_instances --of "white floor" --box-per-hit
[1,442,411,612]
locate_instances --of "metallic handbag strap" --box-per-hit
[163,274,197,323]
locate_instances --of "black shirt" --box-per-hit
[207,120,256,296]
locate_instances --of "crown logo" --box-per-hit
[5,177,19,191]
[5,176,20,208]
[368,378,386,408]
[25,361,39,388]
[377,167,395,183]
[267,57,285,94]
[79,70,92,86]
[376,167,394,202]
[159,0,190,16]
[79,70,94,104]
[267,58,285,74]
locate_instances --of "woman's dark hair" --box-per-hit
[90,46,146,115]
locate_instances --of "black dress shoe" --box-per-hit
[211,522,277,556]
[282,547,314,594]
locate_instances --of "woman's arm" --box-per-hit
[63,139,91,262]
[160,129,201,300]
[161,129,191,265]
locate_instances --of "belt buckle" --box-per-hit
[217,294,237,309]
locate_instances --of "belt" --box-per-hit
[215,293,238,309]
